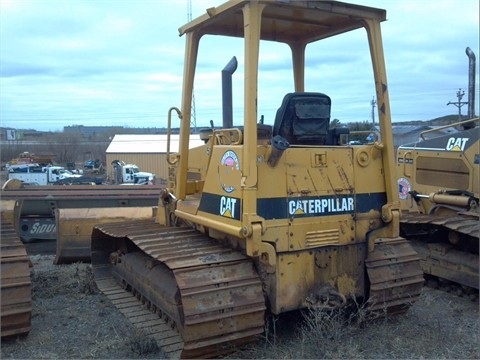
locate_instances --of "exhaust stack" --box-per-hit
[222,56,237,128]
[466,47,476,119]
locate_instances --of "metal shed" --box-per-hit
[105,134,205,184]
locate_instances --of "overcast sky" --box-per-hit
[1,0,478,132]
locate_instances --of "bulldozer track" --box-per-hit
[400,212,479,290]
[401,212,480,239]
[91,219,266,359]
[1,218,32,338]
[94,275,184,359]
[365,237,424,316]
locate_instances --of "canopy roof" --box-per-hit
[179,0,386,45]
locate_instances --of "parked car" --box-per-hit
[84,159,96,169]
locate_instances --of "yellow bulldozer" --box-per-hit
[91,1,424,358]
[397,46,479,292]
[397,118,479,290]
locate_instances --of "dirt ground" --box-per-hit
[1,243,479,359]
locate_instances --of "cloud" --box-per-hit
[0,0,478,131]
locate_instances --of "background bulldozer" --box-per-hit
[397,47,479,292]
[397,117,479,290]
[90,1,424,358]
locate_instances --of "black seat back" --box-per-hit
[273,92,331,145]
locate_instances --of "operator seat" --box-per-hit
[273,92,331,145]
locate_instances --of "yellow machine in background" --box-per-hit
[91,1,423,357]
[397,118,479,290]
[397,45,479,291]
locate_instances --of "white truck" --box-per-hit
[111,160,155,185]
[8,164,82,185]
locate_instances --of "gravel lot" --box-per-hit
[1,247,479,359]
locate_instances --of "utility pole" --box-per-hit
[187,0,197,133]
[447,88,468,121]
[370,97,376,126]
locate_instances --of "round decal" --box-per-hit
[219,150,240,193]
[397,177,411,200]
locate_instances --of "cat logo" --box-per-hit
[446,137,468,151]
[220,196,237,218]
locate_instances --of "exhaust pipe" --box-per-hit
[466,47,476,120]
[222,56,237,128]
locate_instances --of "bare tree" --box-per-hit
[44,131,82,165]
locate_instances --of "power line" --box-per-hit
[370,96,376,125]
[446,88,468,121]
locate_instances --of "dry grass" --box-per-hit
[227,290,479,359]
[127,330,160,356]
[31,261,98,298]
[2,256,478,359]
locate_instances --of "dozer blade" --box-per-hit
[1,217,32,338]
[366,237,424,316]
[0,200,17,228]
[91,219,266,359]
[55,207,154,264]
